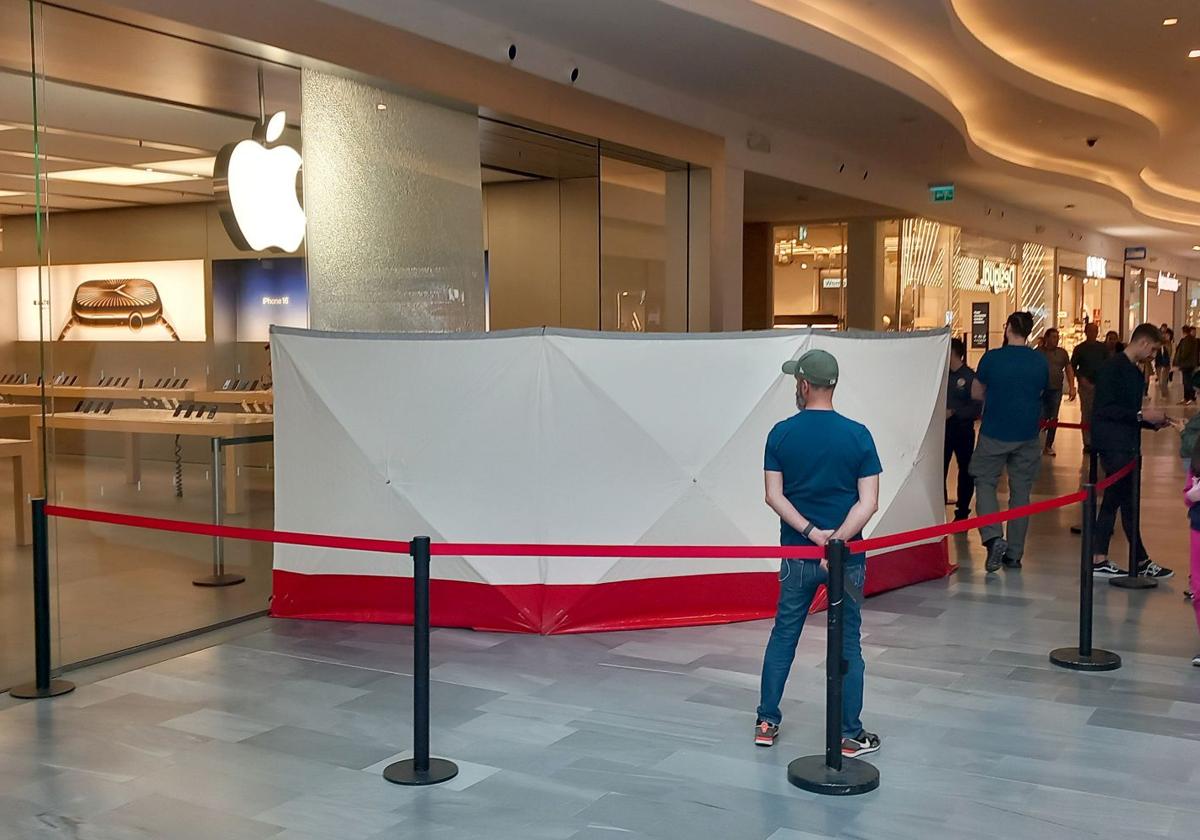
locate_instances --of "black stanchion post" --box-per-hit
[787,540,878,796]
[1071,445,1098,536]
[1110,447,1156,590]
[384,536,458,787]
[193,438,246,587]
[1050,483,1120,671]
[10,499,75,699]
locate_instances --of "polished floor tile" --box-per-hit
[1,405,1200,838]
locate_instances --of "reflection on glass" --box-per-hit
[898,218,951,332]
[0,5,294,684]
[771,222,847,328]
[600,157,688,332]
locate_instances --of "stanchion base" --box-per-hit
[1109,576,1157,590]
[787,754,879,796]
[383,757,458,786]
[192,573,246,587]
[1049,647,1121,671]
[9,679,75,699]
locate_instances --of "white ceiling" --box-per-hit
[420,0,1200,263]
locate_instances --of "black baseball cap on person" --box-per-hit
[782,349,839,386]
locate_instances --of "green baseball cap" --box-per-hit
[782,349,839,386]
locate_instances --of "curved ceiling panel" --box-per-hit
[754,0,1200,235]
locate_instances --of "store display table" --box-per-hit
[194,389,273,409]
[0,437,34,545]
[32,409,273,515]
[0,384,197,402]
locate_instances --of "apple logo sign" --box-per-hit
[215,111,305,253]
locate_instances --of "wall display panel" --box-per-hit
[15,259,205,342]
[212,258,308,342]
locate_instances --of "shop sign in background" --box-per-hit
[971,301,990,349]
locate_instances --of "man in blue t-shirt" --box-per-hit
[968,311,1049,573]
[755,349,882,759]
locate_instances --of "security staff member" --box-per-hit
[945,338,982,521]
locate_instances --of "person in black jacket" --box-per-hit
[945,338,982,521]
[1091,323,1176,578]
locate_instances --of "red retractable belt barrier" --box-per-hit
[1095,459,1135,491]
[46,460,1124,561]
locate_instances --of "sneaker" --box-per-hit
[1002,556,1022,569]
[1193,653,1200,667]
[1138,560,1174,579]
[754,720,779,747]
[1092,560,1125,577]
[985,538,1008,573]
[841,731,881,757]
[1185,590,1194,602]
[1044,445,1056,457]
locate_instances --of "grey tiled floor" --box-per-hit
[2,416,1200,838]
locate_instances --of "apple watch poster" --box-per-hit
[11,259,206,342]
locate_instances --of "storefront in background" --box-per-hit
[1143,269,1179,334]
[771,222,848,328]
[0,1,716,690]
[1187,278,1200,328]
[1056,251,1123,353]
[897,219,1053,365]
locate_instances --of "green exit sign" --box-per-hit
[930,184,955,203]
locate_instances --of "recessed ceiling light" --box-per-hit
[376,103,387,111]
[1190,49,1200,58]
[1164,17,1179,26]
[47,156,215,186]
[1193,245,1200,251]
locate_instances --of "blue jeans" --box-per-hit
[757,558,866,738]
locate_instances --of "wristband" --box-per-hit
[801,522,815,539]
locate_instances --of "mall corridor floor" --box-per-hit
[0,426,1197,840]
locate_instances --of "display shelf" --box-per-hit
[0,384,197,402]
[194,390,273,406]
[33,408,272,437]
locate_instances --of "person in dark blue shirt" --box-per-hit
[755,349,882,759]
[945,337,982,521]
[969,311,1049,573]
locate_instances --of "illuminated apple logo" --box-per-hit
[215,111,305,252]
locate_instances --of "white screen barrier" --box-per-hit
[271,326,950,632]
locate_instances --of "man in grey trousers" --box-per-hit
[969,311,1050,572]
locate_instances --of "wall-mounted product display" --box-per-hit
[212,257,308,341]
[12,259,206,342]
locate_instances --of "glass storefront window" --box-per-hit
[1020,242,1054,342]
[898,218,951,332]
[1187,280,1200,327]
[600,156,690,332]
[771,222,846,328]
